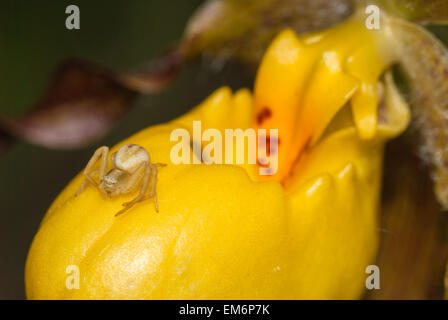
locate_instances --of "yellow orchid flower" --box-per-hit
[26,14,411,299]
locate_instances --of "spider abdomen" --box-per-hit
[112,144,150,173]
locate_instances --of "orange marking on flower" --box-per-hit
[256,107,272,125]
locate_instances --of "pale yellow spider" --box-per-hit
[75,144,166,216]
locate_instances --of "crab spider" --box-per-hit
[75,144,166,216]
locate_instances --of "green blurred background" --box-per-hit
[1,0,447,300]
[0,0,254,299]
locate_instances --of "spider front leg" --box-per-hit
[115,161,151,216]
[75,170,99,196]
[115,162,166,216]
[143,163,166,212]
[75,146,109,197]
[139,164,167,207]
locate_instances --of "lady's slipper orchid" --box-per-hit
[25,14,413,299]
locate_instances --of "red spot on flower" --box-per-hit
[256,107,272,125]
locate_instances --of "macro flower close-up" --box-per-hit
[1,0,448,302]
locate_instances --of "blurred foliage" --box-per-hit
[0,0,202,117]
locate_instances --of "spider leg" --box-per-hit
[142,163,166,211]
[115,162,151,216]
[153,163,167,168]
[75,146,109,197]
[127,163,164,211]
[142,163,162,212]
[75,170,99,196]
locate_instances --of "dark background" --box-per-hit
[0,1,447,300]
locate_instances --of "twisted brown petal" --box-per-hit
[370,0,448,24]
[120,47,184,94]
[0,47,184,152]
[0,59,137,150]
[390,17,448,210]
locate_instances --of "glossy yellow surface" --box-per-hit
[254,20,395,181]
[26,19,409,299]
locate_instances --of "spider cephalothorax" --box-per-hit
[76,144,166,216]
